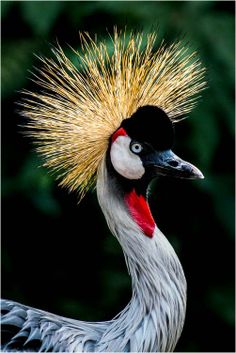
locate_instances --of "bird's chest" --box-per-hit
[97,281,186,353]
[129,297,186,352]
[127,258,187,352]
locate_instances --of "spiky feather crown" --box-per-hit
[21,29,206,197]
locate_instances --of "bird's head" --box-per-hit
[109,105,203,189]
[21,29,206,199]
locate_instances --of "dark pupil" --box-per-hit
[134,145,139,150]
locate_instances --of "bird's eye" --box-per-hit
[130,142,143,154]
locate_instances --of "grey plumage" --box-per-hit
[1,157,186,352]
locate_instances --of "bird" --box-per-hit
[1,29,206,352]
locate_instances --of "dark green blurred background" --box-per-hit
[2,1,235,351]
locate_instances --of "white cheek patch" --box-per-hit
[110,136,145,179]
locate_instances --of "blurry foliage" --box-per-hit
[1,1,235,352]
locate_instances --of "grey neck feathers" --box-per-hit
[96,158,187,352]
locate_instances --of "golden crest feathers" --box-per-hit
[21,29,206,197]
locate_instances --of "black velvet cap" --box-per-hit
[121,105,174,151]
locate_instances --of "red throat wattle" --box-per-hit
[125,189,155,238]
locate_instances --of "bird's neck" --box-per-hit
[96,158,186,352]
[104,151,156,238]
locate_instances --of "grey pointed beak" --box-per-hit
[143,149,204,180]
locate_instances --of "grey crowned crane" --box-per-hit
[1,30,206,352]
